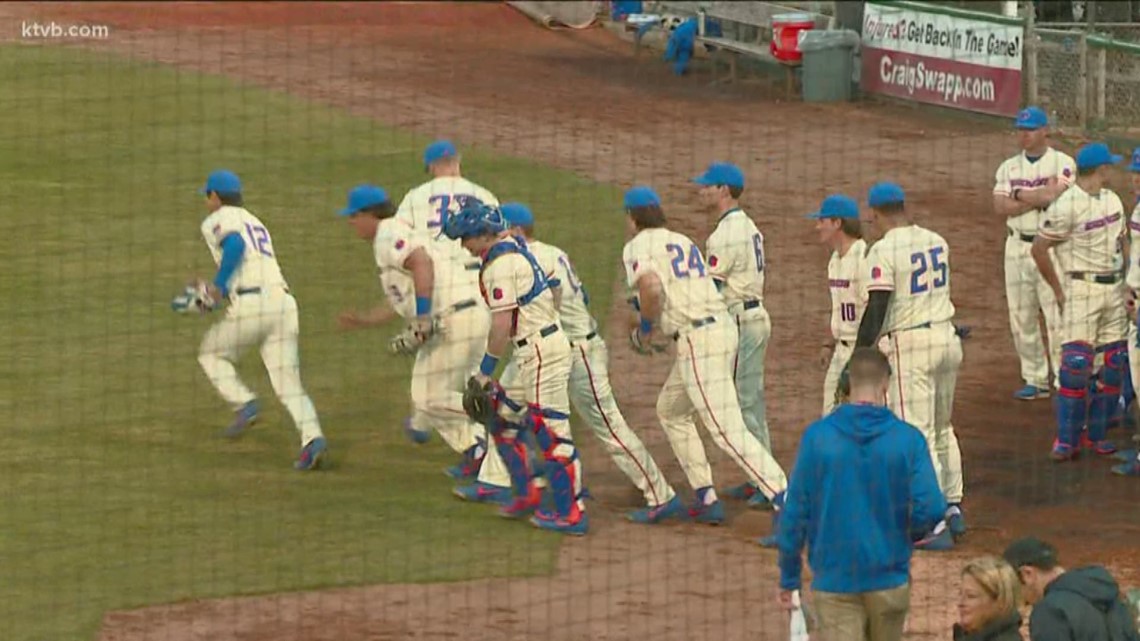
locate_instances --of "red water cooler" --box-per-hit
[770,13,816,62]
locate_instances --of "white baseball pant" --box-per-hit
[732,303,772,449]
[198,287,323,446]
[655,317,787,500]
[822,339,856,416]
[1005,233,1061,389]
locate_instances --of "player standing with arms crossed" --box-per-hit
[622,186,788,528]
[994,107,1076,400]
[692,162,776,509]
[499,202,684,523]
[174,170,327,470]
[334,184,497,484]
[444,201,588,535]
[1031,143,1126,464]
[807,194,868,416]
[855,182,964,550]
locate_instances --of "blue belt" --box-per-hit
[673,316,717,341]
[515,324,559,348]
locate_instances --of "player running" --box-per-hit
[335,184,496,484]
[692,162,776,509]
[622,186,787,531]
[855,182,964,550]
[807,194,868,416]
[1032,143,1126,464]
[444,201,588,535]
[993,107,1076,400]
[179,169,326,470]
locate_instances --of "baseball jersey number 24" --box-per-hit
[668,243,706,278]
[909,246,947,294]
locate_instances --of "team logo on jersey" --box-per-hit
[631,260,640,272]
[395,239,405,250]
[493,287,504,300]
[709,255,719,267]
[871,266,882,280]
[1063,167,1072,178]
[212,224,222,239]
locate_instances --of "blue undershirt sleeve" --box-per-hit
[213,233,246,297]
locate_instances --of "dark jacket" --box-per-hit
[1029,566,1140,641]
[953,612,1024,641]
[776,403,946,593]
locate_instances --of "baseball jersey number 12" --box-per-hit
[667,243,706,278]
[909,246,947,294]
[244,224,274,257]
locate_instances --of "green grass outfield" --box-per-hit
[0,45,626,641]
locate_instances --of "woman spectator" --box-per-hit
[955,557,1024,641]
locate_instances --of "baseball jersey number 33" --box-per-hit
[909,247,947,294]
[668,243,706,278]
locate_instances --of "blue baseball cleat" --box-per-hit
[453,481,512,505]
[222,400,259,439]
[294,436,327,471]
[689,501,725,525]
[530,510,589,536]
[1013,385,1050,401]
[403,417,431,444]
[1111,459,1140,476]
[914,525,955,551]
[627,495,685,524]
[747,491,773,510]
[1112,448,1138,462]
[756,533,778,548]
[444,442,485,481]
[722,481,759,501]
[947,506,966,539]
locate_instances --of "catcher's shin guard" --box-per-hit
[525,405,586,519]
[487,417,534,498]
[1088,342,1127,446]
[1055,342,1095,453]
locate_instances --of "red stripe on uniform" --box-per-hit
[534,343,543,404]
[578,342,659,505]
[893,335,906,421]
[686,336,776,497]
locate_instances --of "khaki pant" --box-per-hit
[812,583,910,641]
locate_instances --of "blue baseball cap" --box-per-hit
[867,182,905,208]
[500,202,534,227]
[423,140,458,168]
[339,184,389,216]
[1015,106,1048,130]
[692,162,745,189]
[1130,147,1140,173]
[199,169,241,195]
[1076,142,1122,171]
[807,194,859,219]
[624,185,661,209]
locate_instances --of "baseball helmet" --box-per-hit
[442,199,507,240]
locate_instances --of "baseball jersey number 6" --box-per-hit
[752,233,765,272]
[244,223,274,257]
[909,246,947,294]
[667,243,707,278]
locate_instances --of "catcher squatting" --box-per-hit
[172,133,1140,543]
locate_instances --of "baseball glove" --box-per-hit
[462,376,501,425]
[833,361,851,407]
[629,326,669,356]
[171,280,218,315]
[389,315,443,355]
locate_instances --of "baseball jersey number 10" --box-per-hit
[244,223,274,257]
[667,243,706,278]
[909,246,947,294]
[840,302,857,322]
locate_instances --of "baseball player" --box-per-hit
[807,194,868,416]
[1032,142,1126,465]
[692,162,776,510]
[334,184,499,485]
[443,201,588,535]
[178,169,326,470]
[395,139,499,264]
[856,181,963,550]
[621,186,788,532]
[498,202,684,523]
[1114,147,1140,477]
[994,106,1076,400]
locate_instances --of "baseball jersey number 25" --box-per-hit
[909,246,947,294]
[244,224,274,257]
[667,243,706,278]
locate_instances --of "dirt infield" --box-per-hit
[8,1,1139,639]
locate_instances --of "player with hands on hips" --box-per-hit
[443,200,588,535]
[180,170,326,470]
[692,162,777,509]
[621,186,789,535]
[994,106,1076,400]
[395,139,499,265]
[1031,143,1127,464]
[856,182,964,550]
[498,202,684,524]
[807,194,868,416]
[335,184,496,484]
[1112,148,1140,477]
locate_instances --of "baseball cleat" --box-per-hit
[444,442,485,481]
[1050,440,1079,462]
[722,482,759,501]
[1111,460,1140,476]
[294,436,327,471]
[499,484,542,519]
[1112,448,1137,462]
[746,491,773,510]
[402,417,430,445]
[915,527,955,551]
[222,400,259,439]
[530,511,589,536]
[756,533,778,548]
[689,500,725,525]
[452,481,512,505]
[947,506,966,539]
[626,495,685,524]
[1013,385,1050,401]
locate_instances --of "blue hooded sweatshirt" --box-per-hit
[776,403,947,593]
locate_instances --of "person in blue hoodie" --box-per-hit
[775,346,947,641]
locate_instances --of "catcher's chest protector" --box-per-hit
[479,236,550,307]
